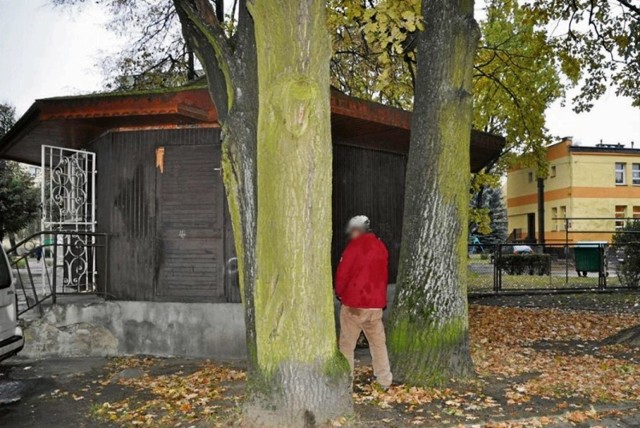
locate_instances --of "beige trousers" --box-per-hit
[338,305,393,387]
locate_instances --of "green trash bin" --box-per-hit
[574,242,606,277]
[44,237,55,258]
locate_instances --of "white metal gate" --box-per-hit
[41,145,97,292]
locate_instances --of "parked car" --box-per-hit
[0,246,24,361]
[490,244,534,263]
[512,245,534,255]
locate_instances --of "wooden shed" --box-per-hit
[0,85,504,304]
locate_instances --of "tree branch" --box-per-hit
[173,0,235,119]
[616,0,640,18]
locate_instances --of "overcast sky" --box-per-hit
[1,0,639,147]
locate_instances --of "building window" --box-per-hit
[552,207,558,231]
[550,165,557,178]
[634,206,640,219]
[560,206,567,231]
[616,205,628,230]
[615,162,626,185]
[528,172,533,183]
[633,164,640,186]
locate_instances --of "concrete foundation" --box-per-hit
[21,284,397,360]
[21,298,247,360]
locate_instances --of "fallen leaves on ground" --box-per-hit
[470,305,638,345]
[469,305,640,403]
[85,304,640,426]
[352,304,640,426]
[92,359,245,426]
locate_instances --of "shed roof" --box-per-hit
[0,85,504,172]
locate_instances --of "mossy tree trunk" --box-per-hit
[247,1,352,425]
[174,0,351,425]
[388,0,480,386]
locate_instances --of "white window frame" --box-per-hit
[615,162,626,185]
[633,164,640,186]
[615,205,627,230]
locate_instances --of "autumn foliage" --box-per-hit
[85,302,640,426]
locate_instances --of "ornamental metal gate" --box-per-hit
[41,145,97,292]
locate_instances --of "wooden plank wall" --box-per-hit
[89,129,405,302]
[89,127,236,302]
[332,143,407,283]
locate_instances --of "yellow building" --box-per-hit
[507,138,640,243]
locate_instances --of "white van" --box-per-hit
[0,246,24,361]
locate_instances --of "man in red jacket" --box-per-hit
[335,215,392,389]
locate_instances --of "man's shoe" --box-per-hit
[372,382,391,392]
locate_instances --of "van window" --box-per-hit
[0,252,11,289]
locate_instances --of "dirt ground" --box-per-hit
[1,292,639,427]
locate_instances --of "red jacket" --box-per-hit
[335,233,389,309]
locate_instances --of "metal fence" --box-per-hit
[6,231,108,315]
[468,242,639,295]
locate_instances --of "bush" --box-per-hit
[496,254,551,276]
[10,257,27,269]
[0,160,39,242]
[613,220,640,289]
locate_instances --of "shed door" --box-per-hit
[156,144,225,301]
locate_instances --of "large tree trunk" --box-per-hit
[388,0,480,386]
[244,1,351,425]
[174,0,351,425]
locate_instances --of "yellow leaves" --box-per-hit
[353,380,439,408]
[505,386,531,405]
[93,359,245,427]
[470,207,492,235]
[566,407,599,424]
[557,50,582,84]
[470,305,640,403]
[401,10,416,21]
[363,21,378,35]
[410,415,425,424]
[469,305,638,346]
[349,305,636,424]
[331,416,349,426]
[328,0,421,110]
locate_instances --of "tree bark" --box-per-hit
[174,0,351,425]
[244,1,351,425]
[388,0,480,386]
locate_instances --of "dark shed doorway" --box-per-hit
[155,144,225,301]
[332,145,406,282]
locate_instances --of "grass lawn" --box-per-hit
[468,263,627,292]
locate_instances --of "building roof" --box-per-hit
[570,144,640,156]
[546,138,640,158]
[0,85,505,172]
